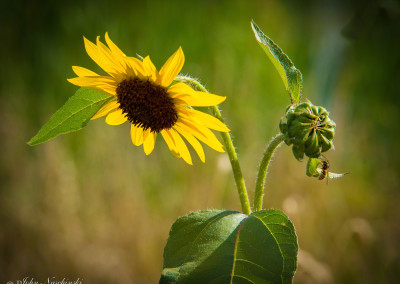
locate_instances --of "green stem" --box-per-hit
[253,133,285,211]
[178,76,251,215]
[209,105,251,215]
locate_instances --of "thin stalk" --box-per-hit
[253,133,285,211]
[209,105,251,215]
[179,76,251,215]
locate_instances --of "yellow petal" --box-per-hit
[91,100,120,120]
[96,36,129,76]
[174,125,205,162]
[167,82,195,95]
[84,36,122,78]
[161,129,180,158]
[177,116,208,139]
[185,108,230,132]
[105,32,126,57]
[169,83,226,106]
[95,37,113,58]
[159,47,184,87]
[67,76,117,96]
[105,109,127,125]
[173,93,226,107]
[126,57,147,79]
[142,56,160,82]
[67,76,117,95]
[67,75,116,87]
[84,37,113,75]
[143,128,150,142]
[130,125,144,146]
[143,131,157,155]
[98,86,117,95]
[174,105,193,117]
[177,117,224,152]
[169,128,192,165]
[72,66,99,77]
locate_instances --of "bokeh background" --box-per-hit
[1,0,400,283]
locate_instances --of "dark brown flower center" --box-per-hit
[116,77,178,133]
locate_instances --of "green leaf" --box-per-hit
[160,209,298,283]
[28,88,112,146]
[251,20,303,104]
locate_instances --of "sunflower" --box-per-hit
[68,33,229,164]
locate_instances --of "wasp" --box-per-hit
[318,155,330,184]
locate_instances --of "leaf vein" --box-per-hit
[45,98,109,134]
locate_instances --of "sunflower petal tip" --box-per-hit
[216,147,225,153]
[179,46,184,56]
[83,36,94,48]
[71,66,80,73]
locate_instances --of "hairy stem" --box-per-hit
[253,133,285,211]
[177,76,251,215]
[209,105,251,215]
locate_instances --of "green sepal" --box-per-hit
[279,119,288,135]
[304,131,321,158]
[306,157,320,177]
[292,144,305,161]
[251,20,303,104]
[160,209,298,283]
[319,128,334,141]
[318,133,333,152]
[28,88,113,146]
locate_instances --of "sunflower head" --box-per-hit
[68,33,230,164]
[116,77,178,132]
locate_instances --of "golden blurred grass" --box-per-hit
[1,0,400,283]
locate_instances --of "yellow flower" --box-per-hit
[68,33,229,164]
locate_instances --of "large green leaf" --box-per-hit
[28,88,112,146]
[251,20,303,104]
[160,209,298,283]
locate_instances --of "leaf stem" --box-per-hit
[177,76,251,215]
[253,133,285,211]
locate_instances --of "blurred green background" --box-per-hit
[1,0,400,283]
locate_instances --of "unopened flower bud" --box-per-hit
[279,102,336,161]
